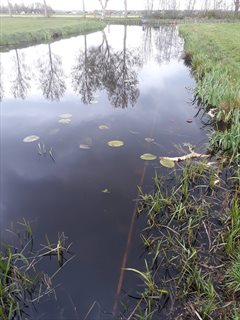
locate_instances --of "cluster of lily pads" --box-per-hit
[22,113,176,168]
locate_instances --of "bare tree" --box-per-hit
[187,0,197,11]
[7,0,12,17]
[204,0,209,11]
[145,0,154,13]
[43,0,49,17]
[98,0,110,19]
[82,0,86,18]
[11,50,31,99]
[38,44,66,101]
[124,0,127,18]
[72,35,101,104]
[234,0,240,12]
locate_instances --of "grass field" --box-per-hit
[0,17,106,49]
[180,23,240,162]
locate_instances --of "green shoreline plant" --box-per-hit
[0,219,73,319]
[126,23,240,319]
[179,23,240,163]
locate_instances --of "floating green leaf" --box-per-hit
[23,135,40,143]
[145,137,155,143]
[99,125,110,130]
[107,140,124,147]
[59,113,72,119]
[79,144,91,150]
[58,119,71,124]
[140,153,157,161]
[160,158,175,168]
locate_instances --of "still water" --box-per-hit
[0,25,207,319]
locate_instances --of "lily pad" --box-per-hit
[107,140,124,147]
[160,158,175,168]
[59,113,72,119]
[145,137,155,143]
[99,125,110,130]
[140,153,157,161]
[79,144,91,150]
[23,135,40,143]
[58,119,71,124]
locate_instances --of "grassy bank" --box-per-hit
[179,23,240,162]
[127,23,240,319]
[0,17,106,50]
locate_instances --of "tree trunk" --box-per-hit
[124,0,127,18]
[7,0,12,17]
[43,0,49,17]
[99,0,109,19]
[235,0,240,12]
[82,0,86,18]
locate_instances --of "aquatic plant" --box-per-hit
[0,219,73,319]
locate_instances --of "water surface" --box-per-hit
[0,25,207,319]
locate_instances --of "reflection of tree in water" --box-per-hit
[106,25,140,108]
[72,35,102,104]
[72,26,141,108]
[38,44,66,101]
[0,62,4,102]
[142,25,183,63]
[11,49,30,99]
[155,25,184,63]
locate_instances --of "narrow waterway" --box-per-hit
[0,25,207,319]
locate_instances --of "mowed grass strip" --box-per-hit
[0,17,106,47]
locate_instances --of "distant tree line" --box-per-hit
[0,2,54,15]
[86,0,239,18]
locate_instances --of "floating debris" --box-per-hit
[23,135,40,143]
[49,147,55,162]
[58,119,71,124]
[79,144,91,150]
[59,113,72,119]
[159,151,209,163]
[107,140,124,147]
[140,153,157,161]
[102,189,110,194]
[99,125,110,130]
[186,119,193,123]
[145,137,155,143]
[38,143,42,155]
[129,130,140,135]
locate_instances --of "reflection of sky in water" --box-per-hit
[1,25,207,318]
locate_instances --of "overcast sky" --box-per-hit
[1,0,234,11]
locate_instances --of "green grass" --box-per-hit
[226,250,240,295]
[0,219,73,319]
[179,23,240,162]
[0,17,106,49]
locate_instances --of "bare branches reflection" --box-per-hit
[72,26,141,108]
[11,50,31,99]
[38,43,66,101]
